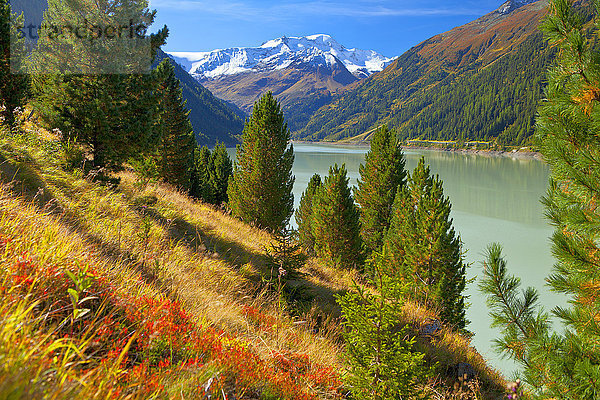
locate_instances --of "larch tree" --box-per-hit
[312,164,363,269]
[384,157,467,330]
[480,0,600,396]
[354,126,406,255]
[227,92,295,232]
[296,173,322,255]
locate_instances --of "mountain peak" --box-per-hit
[168,35,395,80]
[497,0,540,14]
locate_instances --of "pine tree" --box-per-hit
[384,157,467,330]
[479,1,600,396]
[264,227,304,283]
[208,142,232,205]
[355,126,406,254]
[29,0,167,170]
[312,164,362,269]
[227,92,295,232]
[155,59,196,189]
[0,0,28,126]
[296,174,322,255]
[336,251,429,399]
[190,143,232,205]
[190,146,213,203]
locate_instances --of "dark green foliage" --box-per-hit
[0,0,28,126]
[336,251,430,399]
[354,126,406,254]
[297,28,556,147]
[130,154,160,189]
[154,50,244,146]
[155,60,195,190]
[208,143,233,205]
[30,0,167,171]
[384,158,467,330]
[191,146,213,202]
[227,92,295,232]
[479,1,600,397]
[282,90,334,133]
[296,173,322,255]
[190,144,232,205]
[312,164,362,269]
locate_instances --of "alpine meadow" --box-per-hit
[0,0,598,399]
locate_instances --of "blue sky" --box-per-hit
[150,0,508,57]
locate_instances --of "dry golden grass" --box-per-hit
[0,124,508,398]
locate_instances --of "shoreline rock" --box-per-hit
[291,141,544,161]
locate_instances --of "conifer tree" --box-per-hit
[384,157,467,329]
[227,92,295,232]
[296,174,322,255]
[190,146,213,203]
[355,126,406,254]
[312,164,362,269]
[0,0,28,126]
[480,1,600,396]
[208,142,232,205]
[29,0,167,170]
[336,251,429,399]
[155,59,195,189]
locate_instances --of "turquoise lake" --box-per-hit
[229,142,561,377]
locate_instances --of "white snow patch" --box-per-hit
[167,34,396,80]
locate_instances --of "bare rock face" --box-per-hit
[498,0,541,14]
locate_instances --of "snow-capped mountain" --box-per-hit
[498,0,540,14]
[168,34,395,80]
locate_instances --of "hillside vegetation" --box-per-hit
[296,0,554,146]
[0,117,507,398]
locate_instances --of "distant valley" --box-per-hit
[166,0,592,147]
[168,35,395,132]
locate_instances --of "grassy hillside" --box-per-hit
[155,50,245,146]
[296,0,554,147]
[0,118,509,398]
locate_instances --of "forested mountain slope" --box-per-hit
[168,35,394,132]
[155,50,245,146]
[297,0,556,146]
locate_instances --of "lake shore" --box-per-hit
[291,141,544,161]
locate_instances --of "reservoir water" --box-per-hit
[229,142,560,377]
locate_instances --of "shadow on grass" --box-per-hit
[0,147,349,329]
[0,155,178,300]
[0,151,55,206]
[131,202,349,319]
[133,204,270,271]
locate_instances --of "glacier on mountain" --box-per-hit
[168,34,395,80]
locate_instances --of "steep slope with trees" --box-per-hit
[298,0,557,146]
[155,50,244,146]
